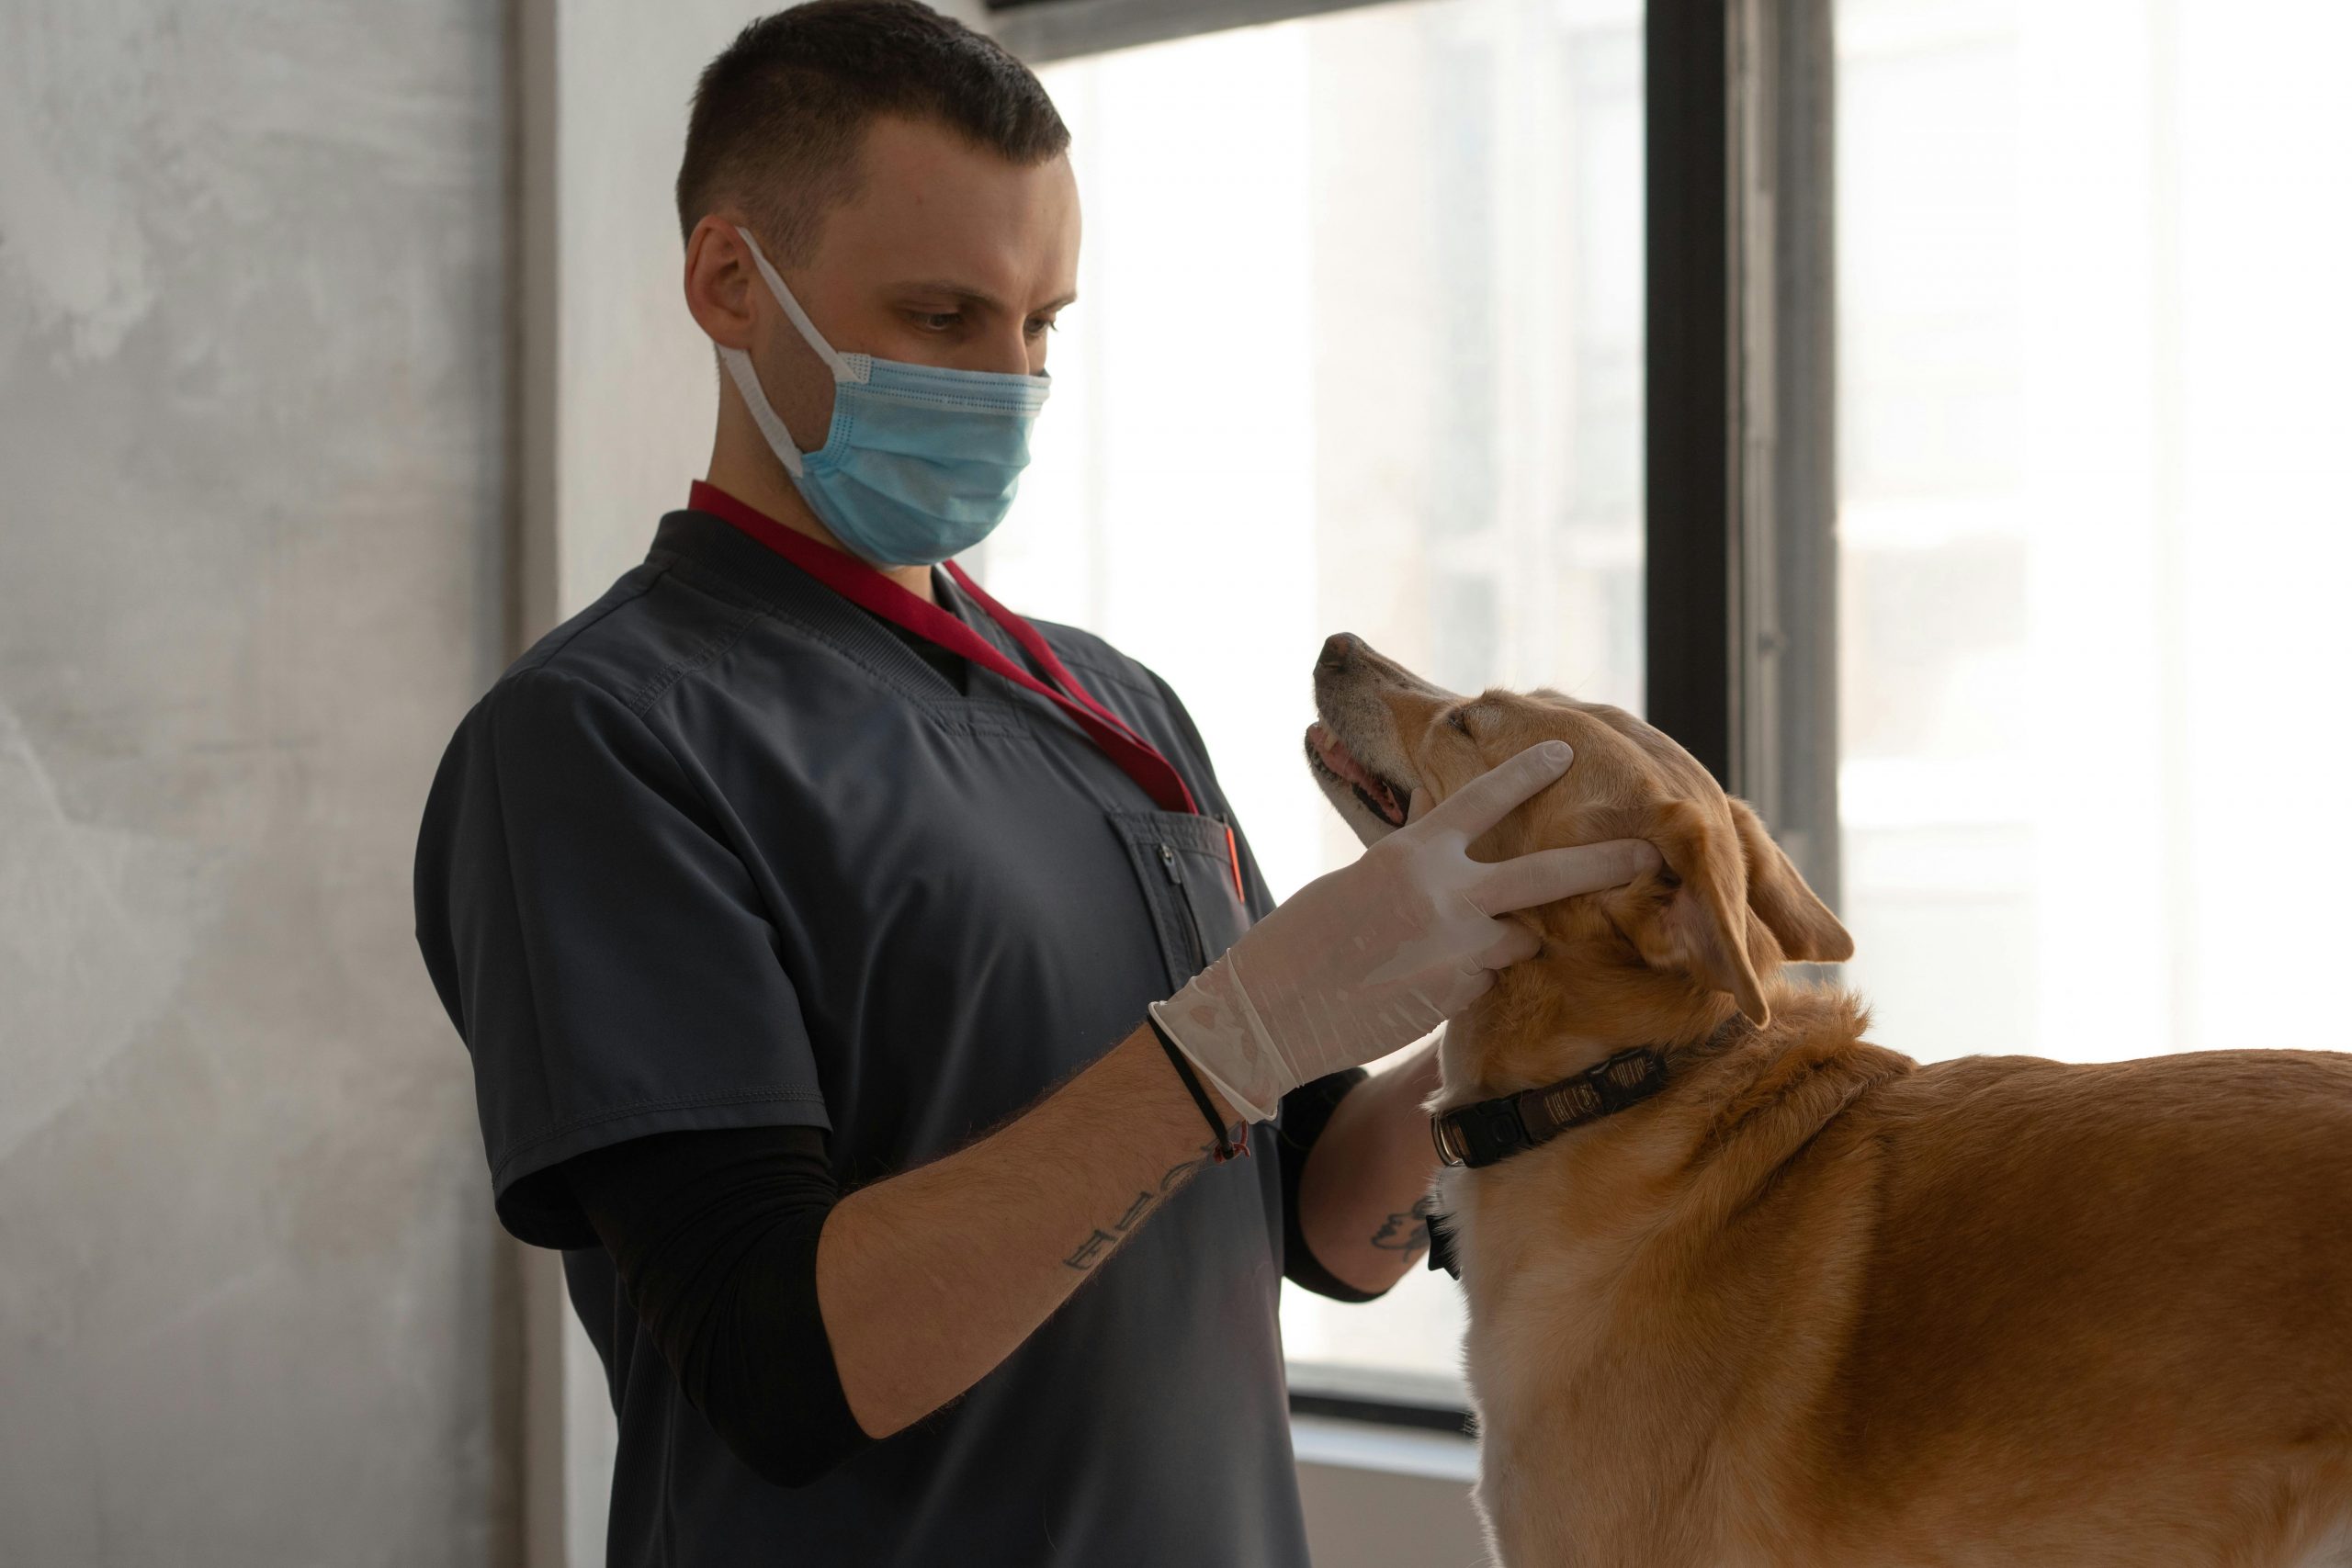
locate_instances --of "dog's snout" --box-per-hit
[1318,633,1362,671]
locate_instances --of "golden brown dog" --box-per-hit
[1305,632,2352,1568]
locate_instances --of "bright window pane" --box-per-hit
[1837,0,2352,1064]
[989,0,1644,1398]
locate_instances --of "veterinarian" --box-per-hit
[413,4,1657,1562]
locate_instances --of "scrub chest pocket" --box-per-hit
[1107,810,1252,993]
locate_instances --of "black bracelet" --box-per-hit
[1145,1012,1249,1163]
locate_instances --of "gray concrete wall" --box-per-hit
[0,2,514,1563]
[0,0,1463,1561]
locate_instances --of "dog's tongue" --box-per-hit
[1306,722,1371,789]
[1307,722,1407,824]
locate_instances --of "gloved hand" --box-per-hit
[1148,740,1663,1122]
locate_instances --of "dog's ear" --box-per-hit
[1726,797,1853,964]
[1623,800,1771,1024]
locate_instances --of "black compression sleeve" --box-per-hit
[562,1123,875,1489]
[1276,1066,1391,1303]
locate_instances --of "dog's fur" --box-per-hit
[1305,634,2352,1568]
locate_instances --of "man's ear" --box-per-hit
[1726,797,1854,964]
[1624,800,1770,1024]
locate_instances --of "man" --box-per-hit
[413,4,1657,1562]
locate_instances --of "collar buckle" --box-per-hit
[1431,1094,1534,1168]
[1430,1045,1670,1171]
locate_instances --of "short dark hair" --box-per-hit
[676,1,1070,262]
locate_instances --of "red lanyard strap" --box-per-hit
[944,552,1246,899]
[689,482,1207,827]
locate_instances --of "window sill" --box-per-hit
[1290,1413,1479,1484]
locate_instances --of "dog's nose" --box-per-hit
[1317,633,1361,671]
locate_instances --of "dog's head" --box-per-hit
[1305,634,1851,1039]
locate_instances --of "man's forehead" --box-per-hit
[820,114,1079,281]
[849,113,1028,185]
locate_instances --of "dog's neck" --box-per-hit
[1432,964,1784,1116]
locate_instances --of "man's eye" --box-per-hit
[916,311,961,332]
[1024,318,1059,338]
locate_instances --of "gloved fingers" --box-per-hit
[1475,918,1542,971]
[1468,837,1665,916]
[1413,741,1574,844]
[1404,784,1431,826]
[1439,961,1499,1016]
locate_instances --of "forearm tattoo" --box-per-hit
[1061,1125,1247,1273]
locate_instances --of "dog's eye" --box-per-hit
[1448,707,1474,735]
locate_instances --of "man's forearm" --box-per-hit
[814,1021,1244,1438]
[1296,1038,1446,1295]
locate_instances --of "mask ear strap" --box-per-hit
[718,344,808,479]
[734,224,860,383]
[719,224,861,479]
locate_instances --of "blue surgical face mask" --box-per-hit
[718,225,1051,568]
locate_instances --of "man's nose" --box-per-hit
[989,324,1046,378]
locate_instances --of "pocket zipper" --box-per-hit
[1159,841,1209,972]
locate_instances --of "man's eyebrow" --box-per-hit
[891,279,1079,314]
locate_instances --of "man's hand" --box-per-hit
[1149,741,1662,1122]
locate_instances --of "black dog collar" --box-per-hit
[1421,1045,1670,1281]
[1422,1022,1759,1277]
[1429,1045,1669,1170]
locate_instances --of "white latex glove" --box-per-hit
[1148,739,1664,1122]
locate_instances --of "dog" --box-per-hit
[1304,632,2352,1568]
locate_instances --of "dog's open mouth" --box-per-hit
[1306,721,1411,829]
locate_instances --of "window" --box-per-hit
[1835,0,2352,1064]
[970,0,2352,1447]
[977,0,1645,1405]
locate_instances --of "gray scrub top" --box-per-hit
[413,504,1316,1566]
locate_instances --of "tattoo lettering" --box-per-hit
[1064,1227,1119,1271]
[1068,1131,1244,1273]
[1155,1131,1234,1193]
[1159,1156,1205,1193]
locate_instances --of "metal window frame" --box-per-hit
[1646,0,1839,902]
[1289,1390,1475,1438]
[998,0,1841,1437]
[1286,1359,1480,1438]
